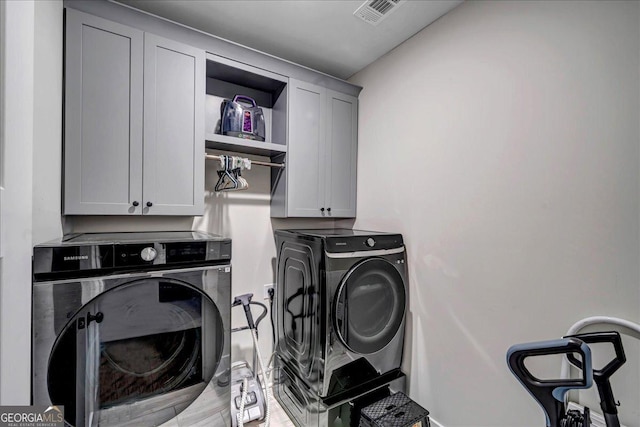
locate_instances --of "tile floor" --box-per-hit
[158,381,229,427]
[157,381,294,427]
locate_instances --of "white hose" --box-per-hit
[561,316,640,380]
[252,328,271,427]
[237,377,249,427]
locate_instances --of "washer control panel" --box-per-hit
[33,232,232,279]
[115,244,158,266]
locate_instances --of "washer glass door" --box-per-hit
[333,258,406,354]
[47,277,224,427]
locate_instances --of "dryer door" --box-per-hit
[47,277,224,427]
[333,257,406,354]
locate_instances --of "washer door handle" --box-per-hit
[87,311,104,325]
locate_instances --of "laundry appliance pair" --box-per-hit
[273,229,409,427]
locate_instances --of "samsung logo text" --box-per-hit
[64,255,88,261]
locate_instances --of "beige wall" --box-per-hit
[33,1,63,246]
[350,1,640,426]
[0,0,36,404]
[2,0,64,404]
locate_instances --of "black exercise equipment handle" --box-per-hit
[507,337,593,427]
[564,331,625,427]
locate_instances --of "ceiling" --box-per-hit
[115,0,463,80]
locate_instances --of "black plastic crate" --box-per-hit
[359,392,431,427]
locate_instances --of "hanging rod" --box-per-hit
[204,153,285,169]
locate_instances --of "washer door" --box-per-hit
[47,277,224,427]
[333,258,406,354]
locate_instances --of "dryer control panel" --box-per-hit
[324,234,403,253]
[276,229,404,254]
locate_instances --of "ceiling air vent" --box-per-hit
[353,0,407,26]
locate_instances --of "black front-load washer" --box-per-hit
[274,229,407,399]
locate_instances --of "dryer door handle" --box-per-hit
[325,247,405,258]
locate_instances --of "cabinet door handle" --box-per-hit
[146,201,153,207]
[320,208,325,212]
[132,201,139,207]
[327,207,331,212]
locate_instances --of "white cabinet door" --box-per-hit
[64,9,143,215]
[325,90,357,218]
[287,79,327,217]
[143,33,205,215]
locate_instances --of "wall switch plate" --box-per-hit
[263,283,274,300]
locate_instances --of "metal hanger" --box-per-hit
[215,155,238,191]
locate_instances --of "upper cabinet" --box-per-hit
[63,9,204,215]
[272,79,357,218]
[62,3,360,218]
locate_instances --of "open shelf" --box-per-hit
[206,57,287,104]
[205,133,287,157]
[205,54,288,158]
